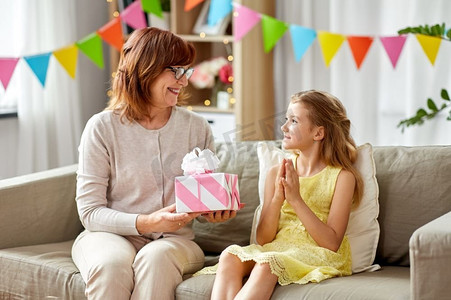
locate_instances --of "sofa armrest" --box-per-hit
[0,164,83,249]
[409,211,451,300]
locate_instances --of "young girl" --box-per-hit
[198,90,363,300]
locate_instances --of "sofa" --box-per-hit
[1,140,450,300]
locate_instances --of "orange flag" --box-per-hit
[347,36,374,69]
[97,17,124,52]
[185,0,205,11]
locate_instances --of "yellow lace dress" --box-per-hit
[196,163,352,285]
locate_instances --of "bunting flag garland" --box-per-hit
[208,0,233,26]
[347,36,374,69]
[53,45,78,79]
[379,35,407,68]
[289,25,317,62]
[76,33,104,69]
[97,17,124,52]
[23,53,52,87]
[317,31,346,67]
[120,0,147,30]
[141,0,163,18]
[1,0,449,93]
[415,34,442,65]
[232,3,261,42]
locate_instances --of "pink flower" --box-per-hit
[218,64,233,84]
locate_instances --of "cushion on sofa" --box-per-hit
[252,142,380,273]
[373,145,451,266]
[176,266,410,300]
[0,240,86,299]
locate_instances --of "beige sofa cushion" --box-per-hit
[0,240,86,299]
[176,266,410,300]
[373,145,451,266]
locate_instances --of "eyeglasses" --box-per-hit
[166,66,194,80]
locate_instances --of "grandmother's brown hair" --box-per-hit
[291,90,363,207]
[106,27,196,123]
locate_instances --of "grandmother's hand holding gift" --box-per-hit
[202,210,237,223]
[136,204,202,234]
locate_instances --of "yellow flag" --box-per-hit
[415,34,442,65]
[317,31,346,67]
[53,45,78,79]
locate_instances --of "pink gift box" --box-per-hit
[175,172,241,213]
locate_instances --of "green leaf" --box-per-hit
[398,27,411,35]
[447,29,451,40]
[431,25,439,36]
[427,99,438,112]
[441,89,450,101]
[417,108,428,117]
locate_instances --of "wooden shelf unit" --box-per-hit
[110,0,275,140]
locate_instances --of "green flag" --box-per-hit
[261,15,289,53]
[142,0,163,18]
[76,33,104,69]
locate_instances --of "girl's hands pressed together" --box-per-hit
[273,159,286,206]
[281,159,302,205]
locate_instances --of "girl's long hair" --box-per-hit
[291,90,363,207]
[106,27,195,123]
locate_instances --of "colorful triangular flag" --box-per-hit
[233,3,261,41]
[347,36,374,69]
[53,45,78,79]
[208,0,233,26]
[289,25,316,62]
[142,0,163,18]
[415,34,442,65]
[261,15,289,53]
[379,35,407,68]
[76,33,104,69]
[0,58,20,90]
[185,0,205,11]
[23,53,52,87]
[97,17,124,52]
[317,31,346,67]
[120,0,147,30]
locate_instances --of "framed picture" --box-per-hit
[192,0,231,36]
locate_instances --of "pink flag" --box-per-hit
[380,35,407,69]
[233,3,261,41]
[0,58,20,90]
[120,0,147,30]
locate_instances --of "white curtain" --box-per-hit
[0,0,109,179]
[14,0,82,175]
[274,0,451,146]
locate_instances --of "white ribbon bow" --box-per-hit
[181,147,220,175]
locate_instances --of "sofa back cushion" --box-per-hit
[0,164,82,249]
[373,145,451,266]
[193,141,265,253]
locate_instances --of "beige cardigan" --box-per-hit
[76,106,214,240]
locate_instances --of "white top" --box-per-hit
[76,106,214,240]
